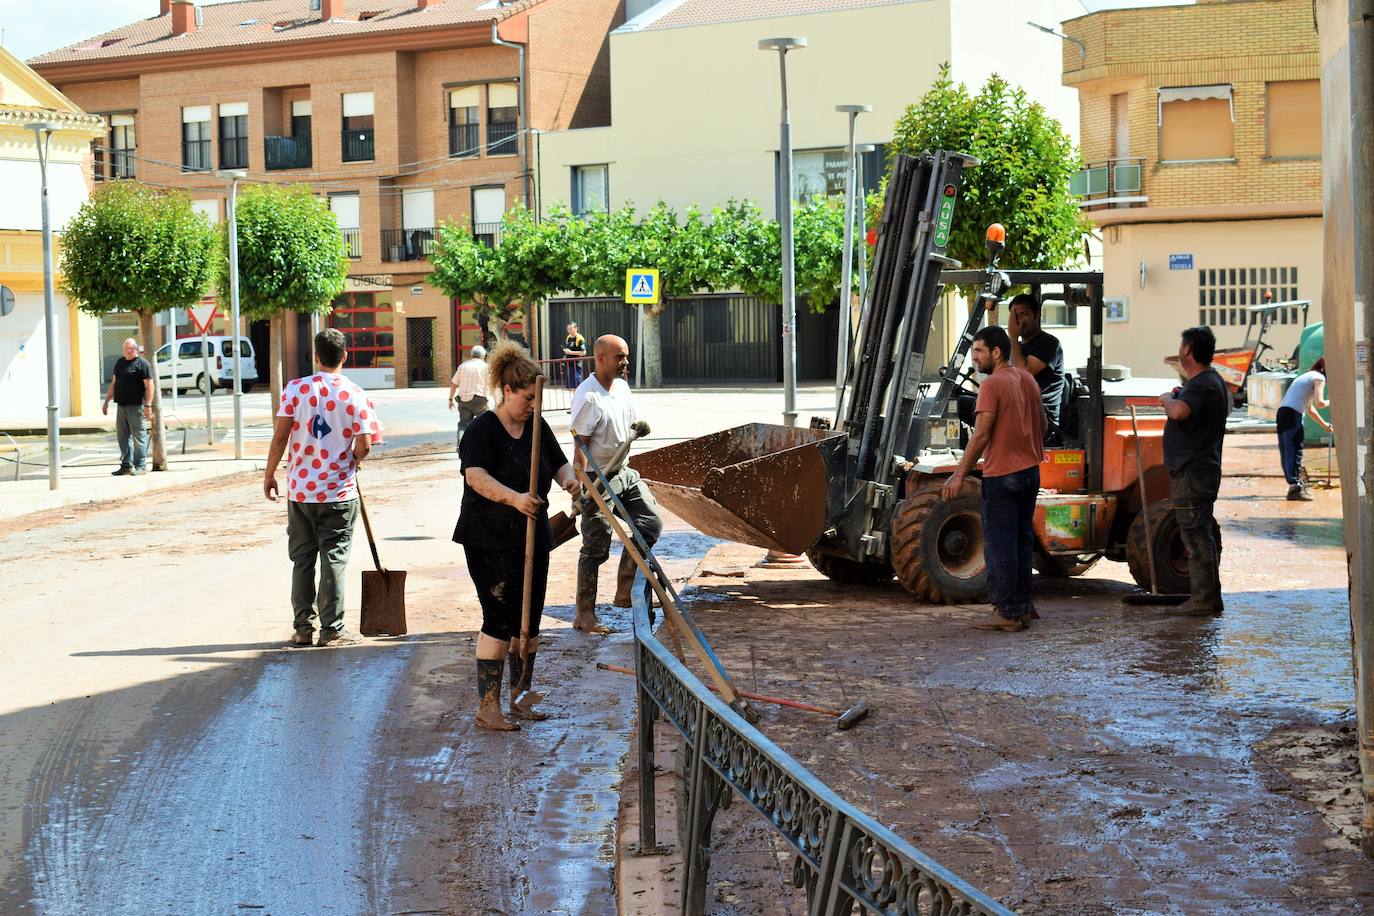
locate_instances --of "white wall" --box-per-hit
[0,291,73,421]
[0,160,88,232]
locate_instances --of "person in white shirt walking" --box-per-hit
[1276,357,1332,500]
[448,345,490,450]
[570,335,662,633]
[263,329,383,648]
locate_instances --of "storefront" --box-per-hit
[329,275,396,389]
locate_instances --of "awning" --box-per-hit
[1158,84,1233,124]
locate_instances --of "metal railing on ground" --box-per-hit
[580,449,1012,916]
[536,357,591,412]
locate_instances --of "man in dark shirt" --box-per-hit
[1008,293,1066,436]
[1160,325,1230,616]
[101,337,153,476]
[563,322,588,388]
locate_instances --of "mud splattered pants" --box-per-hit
[577,468,662,610]
[1170,465,1223,610]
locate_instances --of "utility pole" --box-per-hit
[217,169,247,460]
[759,37,806,427]
[28,121,61,491]
[833,104,871,419]
[1348,0,1374,858]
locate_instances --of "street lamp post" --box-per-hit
[217,169,247,460]
[759,37,806,427]
[28,121,62,491]
[833,104,871,418]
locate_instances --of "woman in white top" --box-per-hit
[1275,357,1332,500]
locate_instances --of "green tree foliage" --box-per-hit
[890,65,1087,273]
[223,184,348,409]
[60,181,217,470]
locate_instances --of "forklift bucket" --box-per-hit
[630,423,848,555]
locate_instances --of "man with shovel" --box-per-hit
[263,329,382,648]
[571,335,663,634]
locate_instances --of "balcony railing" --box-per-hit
[264,135,312,170]
[342,130,374,163]
[449,122,479,158]
[340,228,362,259]
[382,228,435,262]
[1070,157,1146,209]
[473,221,502,248]
[487,121,517,156]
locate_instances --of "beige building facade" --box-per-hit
[1062,0,1322,378]
[0,47,104,422]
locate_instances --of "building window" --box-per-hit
[219,102,248,170]
[1158,85,1234,163]
[449,86,480,158]
[330,192,362,258]
[571,164,609,216]
[95,113,137,181]
[342,92,375,162]
[487,82,518,156]
[1267,80,1321,159]
[329,293,394,368]
[780,144,887,209]
[472,185,506,247]
[182,105,212,172]
[1197,266,1302,327]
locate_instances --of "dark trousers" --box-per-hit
[287,498,359,635]
[577,469,662,608]
[1171,465,1223,608]
[456,395,488,450]
[465,545,549,642]
[1276,406,1305,485]
[981,466,1039,619]
[115,404,148,470]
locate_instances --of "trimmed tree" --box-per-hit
[431,223,523,347]
[60,181,217,470]
[890,65,1088,278]
[223,184,348,411]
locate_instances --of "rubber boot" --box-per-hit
[475,657,518,731]
[573,561,609,633]
[1169,526,1223,617]
[507,651,548,721]
[612,550,638,608]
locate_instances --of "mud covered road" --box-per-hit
[0,445,710,915]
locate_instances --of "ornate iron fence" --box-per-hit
[628,575,1011,916]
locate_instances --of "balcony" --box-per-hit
[264,135,312,170]
[473,221,502,248]
[487,121,517,156]
[340,228,362,258]
[382,228,435,262]
[1070,158,1146,209]
[449,122,479,158]
[342,130,374,163]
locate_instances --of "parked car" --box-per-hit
[154,336,258,394]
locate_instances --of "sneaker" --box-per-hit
[316,628,363,647]
[288,631,314,648]
[111,466,132,476]
[971,612,1026,632]
[1287,484,1313,501]
[130,467,147,476]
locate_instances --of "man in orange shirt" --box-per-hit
[942,326,1046,632]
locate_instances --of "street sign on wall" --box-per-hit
[1169,254,1194,270]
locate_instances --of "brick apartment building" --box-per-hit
[30,0,623,390]
[1061,0,1321,377]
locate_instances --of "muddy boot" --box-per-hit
[507,652,548,721]
[573,562,610,634]
[475,657,519,731]
[612,550,638,608]
[1168,526,1224,617]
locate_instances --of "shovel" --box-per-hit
[548,420,650,550]
[1121,405,1189,606]
[357,483,408,635]
[512,377,546,716]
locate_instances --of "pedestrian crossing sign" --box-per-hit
[625,268,660,305]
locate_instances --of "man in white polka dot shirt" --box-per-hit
[264,328,383,648]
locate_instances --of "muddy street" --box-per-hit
[0,446,708,915]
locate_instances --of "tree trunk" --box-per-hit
[137,309,168,471]
[269,311,284,414]
[642,303,664,389]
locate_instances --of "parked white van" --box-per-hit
[155,337,258,394]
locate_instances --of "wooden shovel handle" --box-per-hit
[356,481,384,574]
[519,376,545,656]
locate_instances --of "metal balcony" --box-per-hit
[342,130,374,163]
[1070,157,1146,209]
[449,122,479,158]
[340,228,362,259]
[382,228,435,262]
[264,135,312,170]
[473,221,502,248]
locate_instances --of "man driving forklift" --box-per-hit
[958,293,1067,445]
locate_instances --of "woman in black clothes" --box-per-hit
[454,342,579,731]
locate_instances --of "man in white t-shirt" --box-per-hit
[447,344,490,450]
[570,334,662,633]
[263,329,383,648]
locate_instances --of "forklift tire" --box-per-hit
[1033,552,1102,578]
[1125,499,1222,595]
[804,549,894,587]
[890,476,988,604]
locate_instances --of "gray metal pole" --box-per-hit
[31,125,60,491]
[170,309,178,413]
[225,175,244,460]
[202,326,213,445]
[833,106,869,418]
[1349,0,1374,857]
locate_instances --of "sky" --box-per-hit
[0,0,1195,62]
